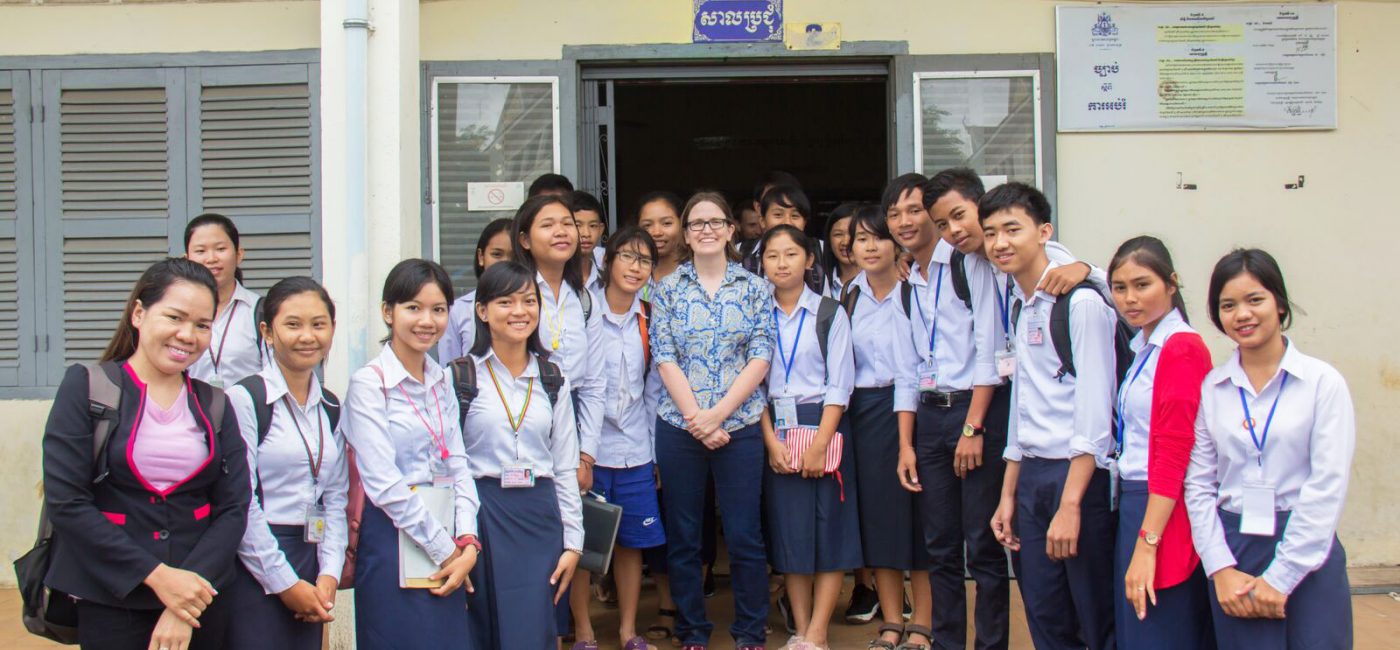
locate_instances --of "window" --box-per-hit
[916,71,1042,188]
[0,54,320,392]
[430,76,559,296]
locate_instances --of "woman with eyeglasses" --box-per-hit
[650,191,774,650]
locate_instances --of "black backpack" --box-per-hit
[949,252,974,312]
[449,356,566,428]
[838,282,914,322]
[1011,282,1136,384]
[234,376,342,504]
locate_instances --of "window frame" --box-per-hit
[912,68,1044,191]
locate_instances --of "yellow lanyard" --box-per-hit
[544,297,566,351]
[485,360,534,434]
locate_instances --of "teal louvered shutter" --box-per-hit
[189,64,317,294]
[0,71,36,386]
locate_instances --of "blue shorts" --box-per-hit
[593,463,666,549]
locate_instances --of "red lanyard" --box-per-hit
[210,301,240,371]
[398,382,449,460]
[281,395,324,483]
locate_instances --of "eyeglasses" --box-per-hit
[686,219,731,233]
[616,251,654,269]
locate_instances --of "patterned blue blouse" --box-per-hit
[651,261,775,432]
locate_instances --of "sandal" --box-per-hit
[867,623,904,650]
[895,624,934,650]
[645,608,677,643]
[622,637,657,650]
[569,642,600,650]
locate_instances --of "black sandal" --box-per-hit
[867,623,904,650]
[645,608,677,643]
[896,623,934,650]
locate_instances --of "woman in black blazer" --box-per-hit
[42,257,249,650]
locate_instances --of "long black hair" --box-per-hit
[469,261,551,359]
[511,194,584,293]
[184,212,245,284]
[380,259,454,344]
[1207,248,1295,334]
[261,276,336,326]
[474,218,513,280]
[823,201,858,288]
[101,257,218,363]
[1109,236,1188,323]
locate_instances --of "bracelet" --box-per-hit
[565,548,584,556]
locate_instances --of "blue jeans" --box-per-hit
[655,417,767,646]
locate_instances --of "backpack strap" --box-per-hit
[638,300,653,372]
[235,376,275,447]
[1011,297,1024,331]
[814,296,839,384]
[950,252,974,311]
[839,284,861,318]
[449,357,478,429]
[85,361,122,484]
[537,358,566,406]
[900,282,914,319]
[321,388,341,431]
[578,287,593,323]
[1048,282,1102,380]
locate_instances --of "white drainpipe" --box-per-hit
[343,0,370,370]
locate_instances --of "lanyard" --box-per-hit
[1239,374,1288,467]
[281,395,324,484]
[543,290,567,351]
[995,275,1012,342]
[910,264,945,361]
[485,359,534,460]
[398,382,449,460]
[1115,348,1156,455]
[772,306,807,385]
[210,300,240,371]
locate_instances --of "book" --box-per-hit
[399,484,453,589]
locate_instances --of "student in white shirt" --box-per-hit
[459,261,585,650]
[822,202,860,301]
[572,191,608,296]
[341,259,480,650]
[1185,249,1354,649]
[841,205,930,650]
[982,183,1117,650]
[225,277,348,650]
[440,217,513,363]
[760,225,861,650]
[184,213,266,388]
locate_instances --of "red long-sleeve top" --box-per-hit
[1145,331,1213,589]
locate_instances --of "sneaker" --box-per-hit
[902,594,912,621]
[844,584,880,624]
[777,593,797,634]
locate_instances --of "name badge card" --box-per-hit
[1027,312,1046,346]
[773,396,798,432]
[1240,480,1276,536]
[502,463,536,489]
[918,361,939,393]
[304,503,327,543]
[996,349,1017,378]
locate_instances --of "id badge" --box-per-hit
[304,503,327,544]
[773,396,798,432]
[1106,458,1121,512]
[502,463,536,489]
[917,361,939,393]
[1240,480,1276,537]
[1026,313,1046,346]
[429,455,452,488]
[996,348,1017,378]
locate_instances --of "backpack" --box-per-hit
[448,355,567,429]
[838,282,914,321]
[1010,281,1136,384]
[15,362,225,644]
[233,376,342,506]
[949,252,974,312]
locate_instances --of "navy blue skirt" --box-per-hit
[764,403,863,574]
[849,386,925,570]
[1113,481,1216,650]
[225,525,324,650]
[467,477,565,650]
[1207,508,1351,650]
[354,503,472,650]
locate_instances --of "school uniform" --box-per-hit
[225,367,350,650]
[1184,342,1355,649]
[1004,262,1118,650]
[462,350,584,650]
[743,237,828,295]
[844,271,924,571]
[824,272,846,301]
[589,289,666,550]
[341,345,479,650]
[764,287,862,574]
[439,289,477,363]
[42,362,249,650]
[189,281,266,388]
[910,241,1009,650]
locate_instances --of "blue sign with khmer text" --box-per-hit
[693,0,783,43]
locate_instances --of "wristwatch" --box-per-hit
[962,423,986,438]
[455,534,483,554]
[1138,529,1161,547]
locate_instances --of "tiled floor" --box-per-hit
[3,583,1397,649]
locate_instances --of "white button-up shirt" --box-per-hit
[909,240,1001,392]
[591,289,656,469]
[189,282,267,387]
[1185,342,1355,594]
[987,241,1110,354]
[227,367,349,594]
[1004,262,1117,467]
[341,344,478,565]
[767,287,855,407]
[846,272,918,413]
[1116,308,1197,480]
[461,350,585,551]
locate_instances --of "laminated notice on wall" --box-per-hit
[785,22,841,50]
[1056,4,1336,131]
[467,182,525,212]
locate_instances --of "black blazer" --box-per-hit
[42,362,249,609]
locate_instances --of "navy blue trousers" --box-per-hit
[1015,457,1117,650]
[916,394,1010,650]
[655,418,767,646]
[354,503,472,650]
[1208,509,1351,650]
[77,596,230,650]
[225,525,324,650]
[1112,481,1215,650]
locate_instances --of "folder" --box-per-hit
[399,485,453,589]
[580,493,623,575]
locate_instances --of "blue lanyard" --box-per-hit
[910,264,945,360]
[773,307,807,384]
[1239,374,1289,467]
[1115,347,1156,455]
